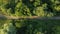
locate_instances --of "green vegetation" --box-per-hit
[0,0,60,17]
[0,19,60,34]
[0,0,60,34]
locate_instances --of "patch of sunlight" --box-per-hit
[47,12,54,17]
[54,6,60,11]
[15,23,21,28]
[33,6,45,17]
[55,0,60,4]
[36,32,44,34]
[0,23,16,34]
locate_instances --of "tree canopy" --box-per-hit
[0,0,60,17]
[0,0,60,34]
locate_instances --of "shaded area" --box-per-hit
[11,19,60,34]
[0,19,60,34]
[0,14,7,19]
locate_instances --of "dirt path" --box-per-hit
[0,14,60,20]
[0,11,60,20]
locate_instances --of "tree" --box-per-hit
[0,0,60,34]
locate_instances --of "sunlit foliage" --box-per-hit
[0,0,60,34]
[0,0,60,17]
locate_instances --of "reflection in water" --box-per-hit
[0,19,60,34]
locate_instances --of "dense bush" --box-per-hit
[0,19,60,34]
[0,0,60,16]
[0,0,60,34]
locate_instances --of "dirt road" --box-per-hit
[0,14,60,20]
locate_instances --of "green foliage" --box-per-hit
[33,3,54,17]
[0,0,60,17]
[0,20,16,34]
[33,6,45,16]
[0,0,60,34]
[33,0,41,7]
[15,2,31,16]
[0,20,60,34]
